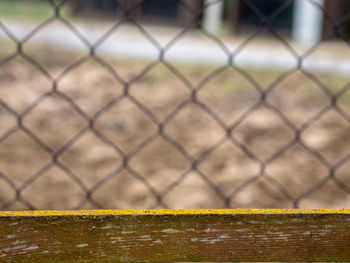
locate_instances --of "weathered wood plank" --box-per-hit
[0,209,350,262]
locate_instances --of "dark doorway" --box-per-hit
[142,0,179,19]
[238,0,294,30]
[71,0,120,16]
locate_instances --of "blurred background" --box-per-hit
[1,0,350,210]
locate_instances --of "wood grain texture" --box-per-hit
[0,209,350,262]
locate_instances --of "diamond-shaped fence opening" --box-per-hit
[58,131,123,188]
[0,105,17,137]
[301,109,350,164]
[232,105,295,161]
[266,71,330,126]
[95,23,160,81]
[23,94,88,150]
[265,143,329,197]
[0,130,52,186]
[0,27,16,61]
[0,56,52,113]
[57,59,124,116]
[197,140,260,196]
[232,33,298,89]
[128,137,191,190]
[22,20,90,76]
[130,63,191,120]
[92,169,158,209]
[196,67,261,125]
[164,29,229,85]
[164,103,227,158]
[1,0,350,210]
[229,176,293,208]
[20,165,86,210]
[302,41,350,92]
[94,97,158,153]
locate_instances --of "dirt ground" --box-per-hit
[1,53,350,210]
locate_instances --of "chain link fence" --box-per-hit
[1,0,350,210]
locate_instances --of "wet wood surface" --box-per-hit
[0,209,350,262]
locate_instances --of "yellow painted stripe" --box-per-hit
[0,209,350,217]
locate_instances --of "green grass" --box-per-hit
[0,0,71,20]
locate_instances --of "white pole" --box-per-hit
[292,0,325,46]
[203,0,224,36]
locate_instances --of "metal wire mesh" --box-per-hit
[1,0,350,210]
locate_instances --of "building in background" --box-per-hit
[323,0,350,38]
[70,0,202,26]
[227,0,294,33]
[70,0,350,45]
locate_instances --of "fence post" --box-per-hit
[203,0,224,36]
[292,0,325,46]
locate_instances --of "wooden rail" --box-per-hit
[1,209,350,262]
